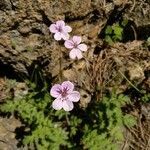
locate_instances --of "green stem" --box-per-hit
[65,113,70,126]
[119,70,141,93]
[59,45,63,82]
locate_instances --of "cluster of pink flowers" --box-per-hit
[49,20,87,60]
[49,20,87,111]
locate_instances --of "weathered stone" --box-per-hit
[0,0,115,80]
[124,0,150,27]
[0,0,149,92]
[0,116,21,150]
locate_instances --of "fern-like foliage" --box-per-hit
[1,88,69,150]
[82,93,136,150]
[0,81,137,150]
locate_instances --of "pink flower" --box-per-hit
[49,20,72,41]
[64,36,88,59]
[50,81,80,111]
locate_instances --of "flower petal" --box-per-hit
[69,48,83,59]
[72,36,81,45]
[50,84,61,98]
[62,100,74,111]
[61,32,70,40]
[64,25,72,32]
[64,40,74,49]
[49,24,57,33]
[69,49,77,59]
[52,98,63,110]
[61,81,74,93]
[56,20,65,27]
[77,44,87,51]
[68,91,80,102]
[54,32,62,41]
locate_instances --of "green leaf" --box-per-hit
[113,26,123,36]
[105,35,114,45]
[105,26,113,34]
[123,114,136,127]
[121,19,128,27]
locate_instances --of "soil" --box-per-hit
[0,0,150,149]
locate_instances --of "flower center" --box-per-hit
[57,26,62,32]
[73,42,78,48]
[61,87,68,97]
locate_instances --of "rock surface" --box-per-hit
[0,116,21,150]
[0,0,149,78]
[0,0,150,149]
[0,0,149,100]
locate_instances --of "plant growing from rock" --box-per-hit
[104,20,128,45]
[1,82,136,149]
[0,20,138,150]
